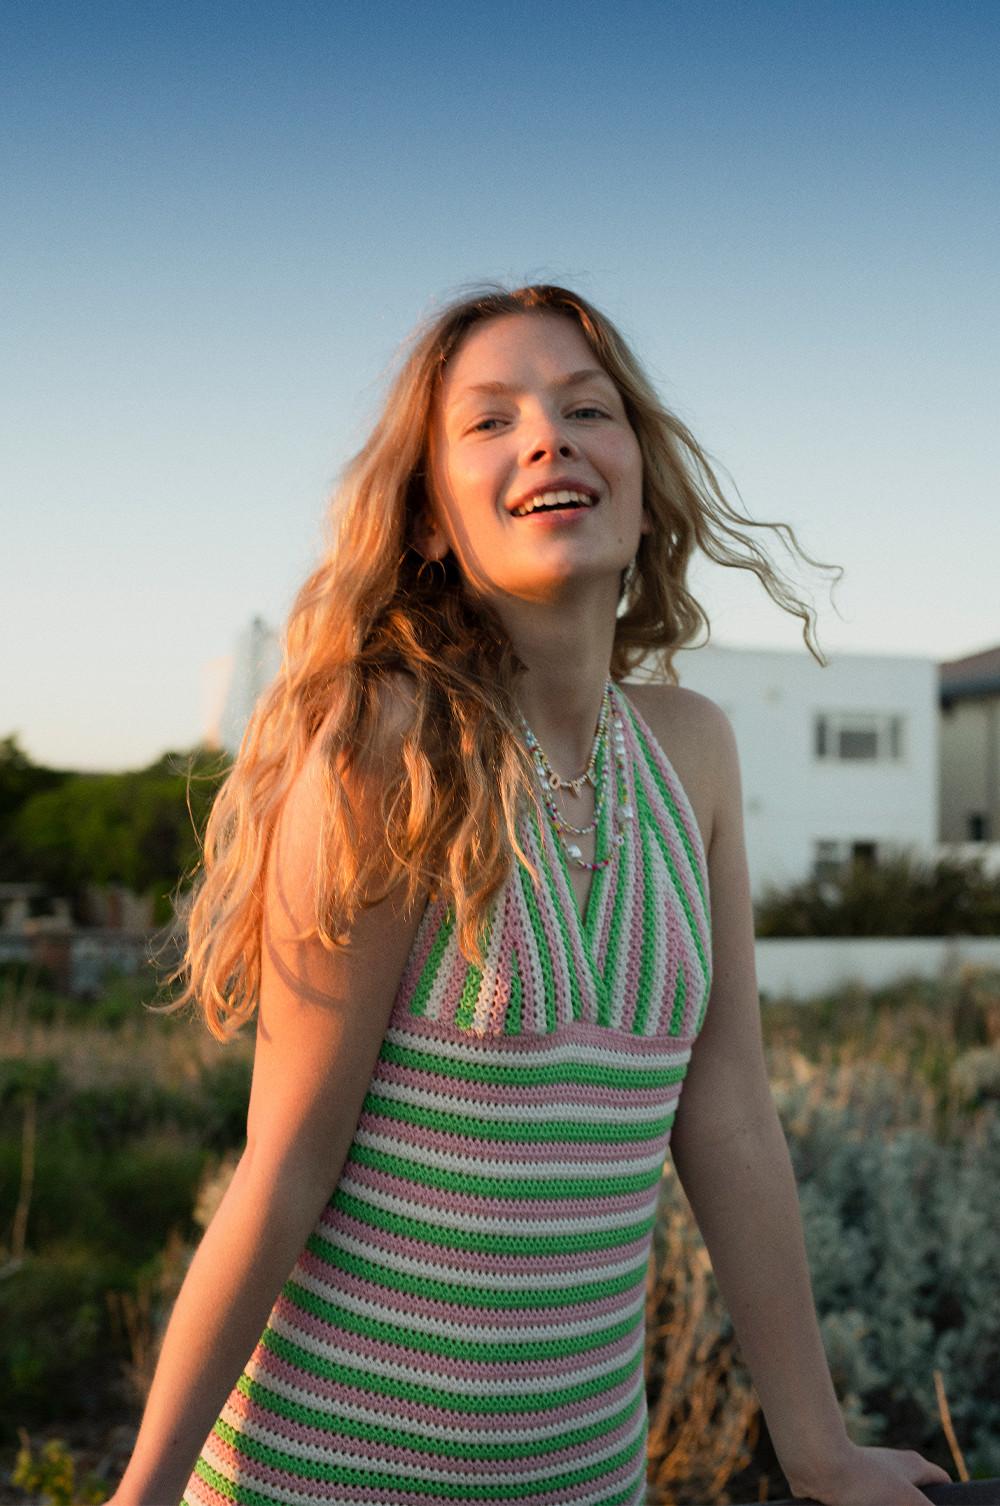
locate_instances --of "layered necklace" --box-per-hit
[516,679,634,872]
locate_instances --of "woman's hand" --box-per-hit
[786,1440,952,1505]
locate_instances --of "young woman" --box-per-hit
[111,285,950,1506]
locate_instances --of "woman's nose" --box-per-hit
[521,412,578,465]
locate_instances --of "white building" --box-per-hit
[218,616,281,755]
[939,643,1000,846]
[214,621,975,897]
[662,643,939,895]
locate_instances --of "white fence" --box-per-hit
[756,935,1000,1001]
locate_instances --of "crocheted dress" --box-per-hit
[183,682,712,1506]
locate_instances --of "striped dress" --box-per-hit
[183,681,712,1506]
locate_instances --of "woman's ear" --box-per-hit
[414,508,450,562]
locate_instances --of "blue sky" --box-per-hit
[3,0,997,770]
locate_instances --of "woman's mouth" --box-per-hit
[509,488,599,518]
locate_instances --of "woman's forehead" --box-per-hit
[440,312,608,401]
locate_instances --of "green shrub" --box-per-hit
[0,1248,122,1438]
[755,851,1000,936]
[775,1082,1000,1471]
[11,1432,108,1504]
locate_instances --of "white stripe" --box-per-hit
[214,1383,649,1497]
[309,1219,655,1292]
[241,1353,639,1449]
[336,1172,658,1237]
[289,1261,647,1344]
[470,878,514,1036]
[365,1073,676,1127]
[350,1124,672,1180]
[265,1304,645,1401]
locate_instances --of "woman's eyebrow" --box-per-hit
[453,368,614,401]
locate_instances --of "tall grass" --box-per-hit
[2,964,998,1503]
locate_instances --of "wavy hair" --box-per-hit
[164,282,842,1039]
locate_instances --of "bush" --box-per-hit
[755,851,1000,936]
[0,1247,123,1437]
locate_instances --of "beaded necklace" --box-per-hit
[517,680,634,872]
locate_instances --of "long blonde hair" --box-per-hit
[168,283,841,1039]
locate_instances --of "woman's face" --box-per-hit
[423,312,649,604]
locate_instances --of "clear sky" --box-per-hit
[3,0,997,771]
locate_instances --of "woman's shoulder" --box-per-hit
[617,679,734,858]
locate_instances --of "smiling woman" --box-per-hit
[109,284,948,1506]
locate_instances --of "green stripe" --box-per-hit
[198,1415,647,1499]
[283,1279,643,1362]
[630,815,657,1035]
[360,1090,674,1143]
[408,906,456,1018]
[329,1187,659,1254]
[235,1370,643,1462]
[635,776,711,996]
[192,1449,646,1506]
[527,807,587,1023]
[508,946,522,1034]
[347,1140,665,1199]
[600,801,631,1027]
[304,1231,651,1310]
[201,1416,648,1500]
[454,959,483,1031]
[376,1038,687,1089]
[518,813,558,1032]
[671,957,687,1035]
[625,700,708,912]
[259,1323,645,1414]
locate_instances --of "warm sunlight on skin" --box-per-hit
[422,313,651,621]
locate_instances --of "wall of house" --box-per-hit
[939,693,1000,843]
[634,644,939,895]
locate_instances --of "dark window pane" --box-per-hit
[839,729,878,759]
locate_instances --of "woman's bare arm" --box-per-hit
[668,699,948,1506]
[112,682,427,1506]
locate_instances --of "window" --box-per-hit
[968,812,990,842]
[814,838,880,880]
[814,712,905,763]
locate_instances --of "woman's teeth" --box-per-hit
[510,489,597,518]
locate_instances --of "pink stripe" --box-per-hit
[249,1342,644,1437]
[271,1293,644,1385]
[221,1377,646,1479]
[315,1206,658,1276]
[355,1110,674,1164]
[393,898,449,1011]
[365,1057,682,1111]
[386,1008,698,1056]
[180,1469,229,1506]
[296,1247,646,1327]
[340,1161,662,1222]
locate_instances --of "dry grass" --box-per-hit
[0,988,251,1095]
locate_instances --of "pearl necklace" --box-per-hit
[517,681,635,872]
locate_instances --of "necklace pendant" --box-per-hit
[565,841,583,862]
[546,770,563,793]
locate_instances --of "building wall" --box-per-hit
[219,617,281,755]
[636,644,939,895]
[939,693,1000,842]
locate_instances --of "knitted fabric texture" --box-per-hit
[183,683,712,1506]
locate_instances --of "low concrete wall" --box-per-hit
[756,936,1000,1001]
[732,1483,1000,1506]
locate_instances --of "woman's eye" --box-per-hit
[570,405,608,419]
[470,417,504,432]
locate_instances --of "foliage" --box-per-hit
[755,850,1000,936]
[0,735,72,882]
[11,1432,108,1504]
[0,737,228,912]
[3,973,1000,1497]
